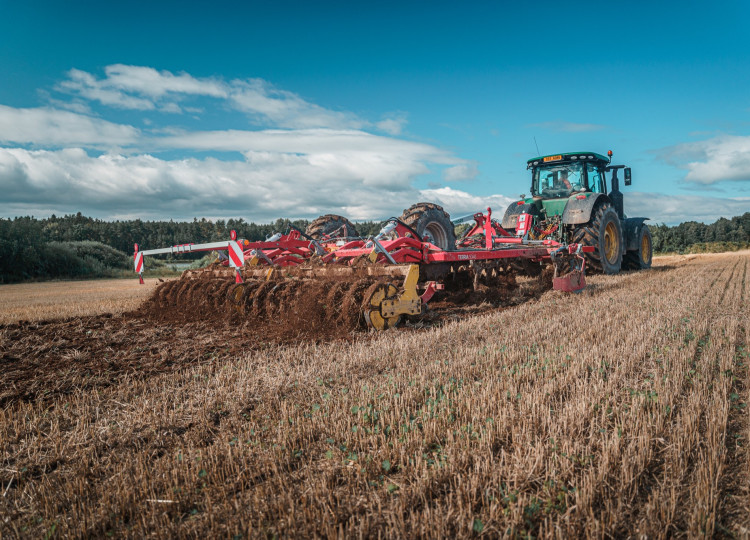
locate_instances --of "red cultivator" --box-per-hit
[134,205,592,331]
[133,148,651,331]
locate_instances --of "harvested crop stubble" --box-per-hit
[1,253,748,538]
[0,278,161,324]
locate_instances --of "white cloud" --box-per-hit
[160,128,450,157]
[443,162,479,182]
[56,65,227,111]
[54,65,411,134]
[0,147,478,222]
[58,68,156,110]
[228,79,363,129]
[661,134,750,185]
[627,191,750,224]
[101,64,227,99]
[417,186,515,218]
[161,128,474,191]
[376,113,408,135]
[0,105,139,147]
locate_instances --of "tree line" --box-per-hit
[649,213,750,253]
[1,212,748,283]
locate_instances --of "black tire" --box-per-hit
[623,225,653,270]
[570,203,623,274]
[305,214,359,240]
[400,202,456,251]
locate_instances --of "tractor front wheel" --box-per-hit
[305,214,359,240]
[400,203,456,251]
[570,203,623,274]
[623,224,653,270]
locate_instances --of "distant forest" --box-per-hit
[1,212,748,283]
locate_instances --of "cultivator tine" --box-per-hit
[251,248,274,266]
[310,239,327,256]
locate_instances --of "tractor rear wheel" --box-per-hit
[400,203,456,251]
[623,224,653,270]
[570,203,622,274]
[305,214,359,240]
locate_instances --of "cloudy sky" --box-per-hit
[1,1,749,225]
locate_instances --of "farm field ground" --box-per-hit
[0,278,163,325]
[1,252,749,537]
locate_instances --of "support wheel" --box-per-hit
[623,224,653,270]
[400,202,456,251]
[305,214,359,240]
[570,203,622,274]
[363,282,401,331]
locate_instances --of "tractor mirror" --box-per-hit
[624,168,632,186]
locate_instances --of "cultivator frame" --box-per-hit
[134,207,593,330]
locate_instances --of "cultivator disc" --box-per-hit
[142,272,393,334]
[146,252,555,336]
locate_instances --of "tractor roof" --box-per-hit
[527,151,610,167]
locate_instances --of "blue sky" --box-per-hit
[1,0,749,225]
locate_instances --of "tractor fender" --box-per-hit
[561,193,609,225]
[622,217,650,251]
[501,201,540,230]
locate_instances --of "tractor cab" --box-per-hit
[528,152,611,199]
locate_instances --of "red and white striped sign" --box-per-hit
[227,240,245,269]
[134,251,144,273]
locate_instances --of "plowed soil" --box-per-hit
[0,268,540,407]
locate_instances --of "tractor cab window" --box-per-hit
[586,163,605,193]
[532,162,584,198]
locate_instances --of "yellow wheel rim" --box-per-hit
[364,283,400,331]
[603,221,618,263]
[641,233,652,265]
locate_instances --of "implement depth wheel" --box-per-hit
[623,224,653,270]
[400,202,456,251]
[363,283,401,331]
[570,203,623,274]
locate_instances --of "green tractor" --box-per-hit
[501,150,652,274]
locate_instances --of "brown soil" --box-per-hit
[0,269,546,407]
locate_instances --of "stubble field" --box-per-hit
[0,279,161,325]
[1,252,748,538]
